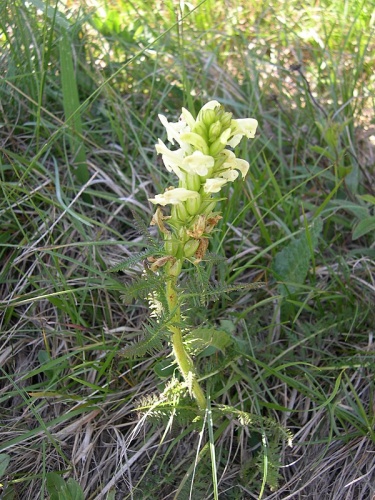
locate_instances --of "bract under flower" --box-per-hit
[149,187,199,206]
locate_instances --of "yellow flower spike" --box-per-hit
[147,100,258,411]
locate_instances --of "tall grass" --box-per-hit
[0,0,374,498]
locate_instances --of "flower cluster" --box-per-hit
[149,100,257,264]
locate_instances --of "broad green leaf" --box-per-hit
[272,218,323,296]
[154,359,175,378]
[0,454,10,478]
[358,194,375,205]
[352,216,375,240]
[46,473,84,500]
[310,145,336,162]
[184,327,233,356]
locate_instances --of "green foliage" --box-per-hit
[1,0,374,498]
[184,327,233,356]
[0,454,10,480]
[272,218,323,296]
[120,318,167,358]
[59,29,89,186]
[45,473,84,500]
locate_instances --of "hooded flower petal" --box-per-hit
[201,100,221,111]
[149,187,199,206]
[181,107,196,129]
[236,118,258,138]
[223,157,250,178]
[155,139,184,179]
[158,114,189,146]
[228,118,258,147]
[203,178,228,193]
[182,151,215,176]
[220,169,239,181]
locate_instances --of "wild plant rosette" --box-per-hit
[149,100,258,272]
[148,100,258,410]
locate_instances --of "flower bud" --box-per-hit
[176,202,189,221]
[192,121,208,142]
[220,112,233,129]
[183,239,200,258]
[208,121,222,142]
[202,200,217,215]
[164,237,179,256]
[209,137,226,156]
[185,172,201,191]
[199,108,217,126]
[169,259,182,277]
[186,192,201,216]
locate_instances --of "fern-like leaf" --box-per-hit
[184,279,266,305]
[214,404,293,445]
[131,209,160,248]
[107,247,164,273]
[120,318,167,358]
[120,269,165,303]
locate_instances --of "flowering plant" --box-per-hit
[147,101,258,410]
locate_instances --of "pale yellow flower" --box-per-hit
[158,114,190,147]
[155,139,184,179]
[228,118,258,147]
[182,151,215,176]
[149,187,199,206]
[220,150,250,178]
[200,100,221,111]
[203,178,228,193]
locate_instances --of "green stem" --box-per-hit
[166,262,207,411]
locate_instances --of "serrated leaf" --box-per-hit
[184,327,232,356]
[107,248,163,273]
[272,218,323,296]
[120,319,166,358]
[352,216,375,240]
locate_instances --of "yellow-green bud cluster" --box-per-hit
[149,100,258,263]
